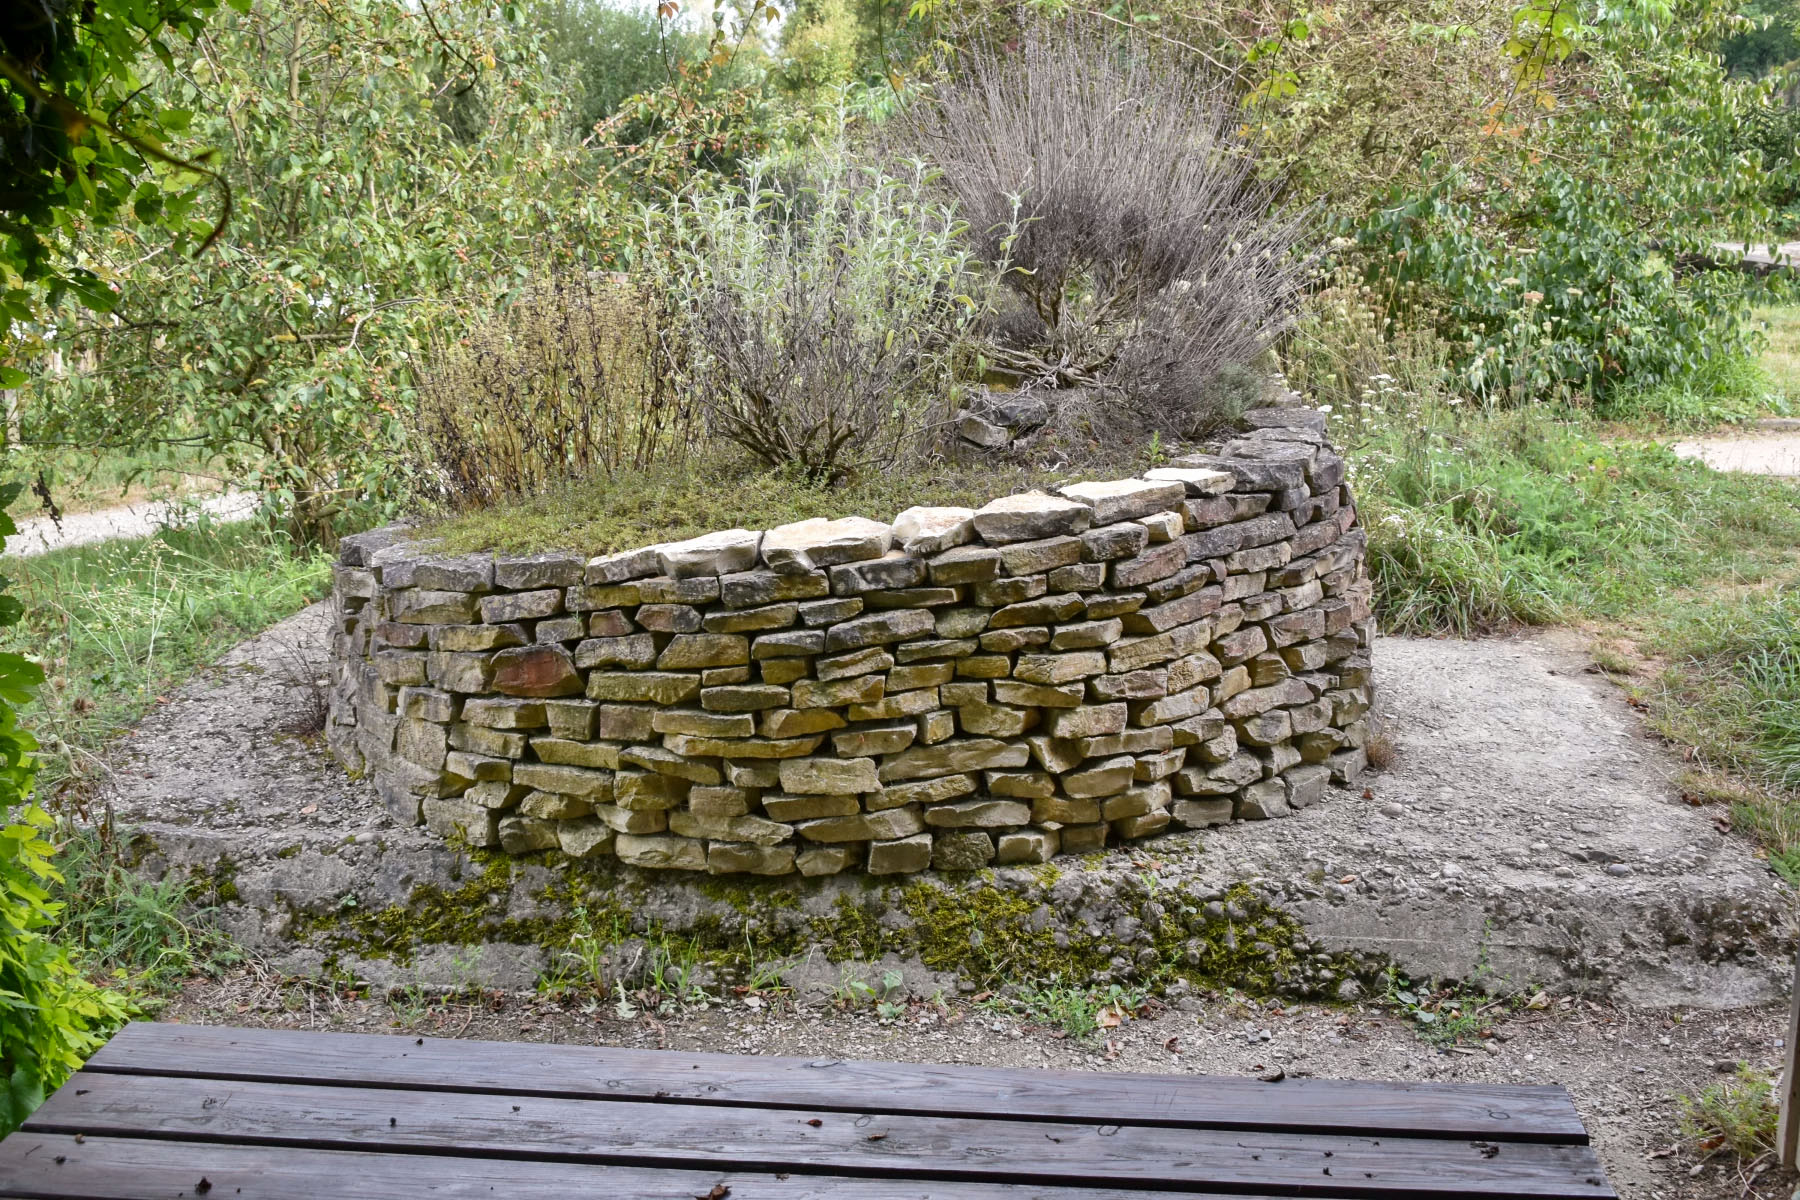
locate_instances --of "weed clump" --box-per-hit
[1679,1064,1778,1161]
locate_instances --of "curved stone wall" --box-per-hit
[326,403,1374,875]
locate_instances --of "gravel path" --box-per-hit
[5,490,258,556]
[1672,431,1800,477]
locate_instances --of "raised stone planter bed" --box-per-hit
[326,403,1374,875]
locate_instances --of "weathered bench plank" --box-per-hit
[0,1023,1616,1200]
[86,1021,1590,1143]
[24,1070,1612,1198]
[0,1135,1231,1200]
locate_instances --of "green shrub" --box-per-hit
[656,136,978,482]
[1357,166,1762,405]
[1679,1064,1778,1160]
[0,485,129,1136]
[412,273,692,509]
[1598,351,1789,429]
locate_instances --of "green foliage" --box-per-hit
[1357,164,1764,403]
[656,137,977,480]
[1350,409,1800,635]
[48,830,238,1002]
[0,0,227,334]
[537,0,711,131]
[588,15,781,200]
[780,0,862,93]
[0,520,329,795]
[0,483,128,1136]
[1679,1064,1778,1160]
[1719,0,1800,77]
[1648,586,1800,814]
[1600,351,1792,428]
[995,978,1147,1040]
[28,0,612,543]
[1380,966,1501,1046]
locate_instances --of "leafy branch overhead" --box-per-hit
[0,0,241,332]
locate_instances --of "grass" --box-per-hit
[1679,1064,1778,1162]
[1341,316,1800,875]
[1,520,331,798]
[1355,407,1800,635]
[5,443,227,519]
[421,451,1082,555]
[47,828,239,1007]
[1755,305,1800,403]
[1598,346,1793,428]
[1641,586,1800,875]
[986,978,1150,1040]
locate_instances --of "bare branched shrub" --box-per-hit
[900,21,1313,436]
[655,145,979,483]
[413,274,692,508]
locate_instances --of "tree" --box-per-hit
[29,0,612,543]
[536,0,711,133]
[1,0,230,338]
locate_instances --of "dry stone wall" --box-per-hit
[327,403,1374,875]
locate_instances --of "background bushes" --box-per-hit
[901,22,1309,438]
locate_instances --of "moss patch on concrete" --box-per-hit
[293,848,1379,999]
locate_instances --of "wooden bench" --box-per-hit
[0,1021,1614,1198]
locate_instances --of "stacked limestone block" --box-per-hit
[326,405,1374,876]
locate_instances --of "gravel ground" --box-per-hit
[162,966,1796,1200]
[81,593,1800,1200]
[1672,430,1800,477]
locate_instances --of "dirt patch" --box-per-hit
[160,968,1795,1200]
[1672,432,1800,477]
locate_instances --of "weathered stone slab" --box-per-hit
[867,832,934,874]
[971,492,1092,544]
[657,529,762,578]
[823,608,935,652]
[779,755,881,795]
[585,547,662,585]
[582,671,701,705]
[1059,478,1187,525]
[720,569,831,608]
[762,516,892,572]
[1144,466,1236,496]
[877,738,1029,781]
[493,553,583,591]
[616,834,708,870]
[491,646,583,697]
[892,506,975,555]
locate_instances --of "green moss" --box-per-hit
[291,852,1372,999]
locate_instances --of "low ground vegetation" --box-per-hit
[0,523,329,798]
